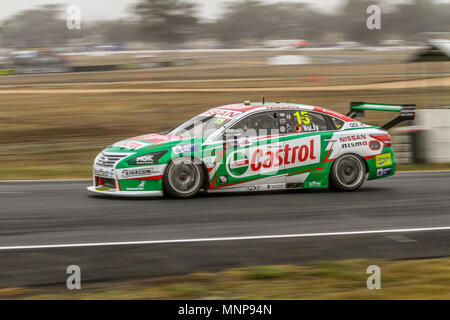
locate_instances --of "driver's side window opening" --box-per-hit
[229,112,279,137]
[283,110,329,134]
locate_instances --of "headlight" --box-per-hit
[127,151,167,165]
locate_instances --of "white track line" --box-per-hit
[1,226,449,251]
[396,170,450,174]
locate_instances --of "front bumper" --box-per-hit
[90,160,166,196]
[87,186,163,197]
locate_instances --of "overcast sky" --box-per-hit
[0,0,449,21]
[0,0,345,21]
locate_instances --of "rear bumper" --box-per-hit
[366,150,396,180]
[87,186,163,197]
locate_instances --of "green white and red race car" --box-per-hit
[87,101,415,198]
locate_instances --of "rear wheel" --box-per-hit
[329,154,366,192]
[163,157,204,199]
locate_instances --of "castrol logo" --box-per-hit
[226,136,320,178]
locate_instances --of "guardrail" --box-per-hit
[392,108,450,164]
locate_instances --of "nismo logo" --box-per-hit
[339,134,367,142]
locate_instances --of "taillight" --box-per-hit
[370,134,392,147]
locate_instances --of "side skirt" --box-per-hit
[207,183,303,193]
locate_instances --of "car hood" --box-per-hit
[103,133,199,153]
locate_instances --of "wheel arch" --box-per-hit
[330,152,368,173]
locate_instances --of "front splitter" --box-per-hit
[87,186,164,197]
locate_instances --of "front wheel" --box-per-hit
[329,154,366,192]
[163,157,204,199]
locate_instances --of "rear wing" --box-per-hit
[347,102,416,130]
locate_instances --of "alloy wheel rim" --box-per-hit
[168,159,200,194]
[335,155,364,188]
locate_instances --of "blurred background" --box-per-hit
[0,0,449,179]
[0,0,449,300]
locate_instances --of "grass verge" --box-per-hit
[1,257,449,299]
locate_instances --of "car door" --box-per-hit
[214,111,285,190]
[280,109,334,187]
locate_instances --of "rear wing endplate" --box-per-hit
[347,102,416,130]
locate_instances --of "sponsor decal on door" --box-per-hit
[226,136,320,179]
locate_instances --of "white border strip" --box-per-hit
[1,226,449,251]
[0,179,90,183]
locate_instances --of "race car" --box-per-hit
[87,101,415,198]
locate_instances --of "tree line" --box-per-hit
[1,0,449,48]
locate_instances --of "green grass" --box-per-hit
[242,265,297,280]
[2,257,449,300]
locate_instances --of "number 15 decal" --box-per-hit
[293,111,310,124]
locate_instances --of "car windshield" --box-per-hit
[167,114,230,137]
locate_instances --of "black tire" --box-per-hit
[329,154,366,192]
[163,157,204,199]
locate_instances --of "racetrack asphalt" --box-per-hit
[0,171,449,287]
